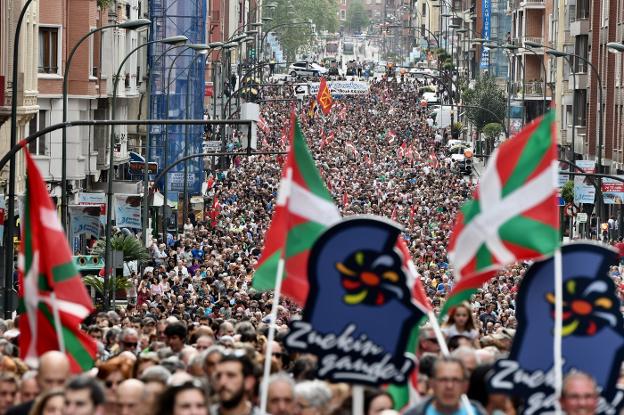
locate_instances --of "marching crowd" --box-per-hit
[0,76,604,415]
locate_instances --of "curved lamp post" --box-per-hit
[102,34,187,309]
[61,19,151,230]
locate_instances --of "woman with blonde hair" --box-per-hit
[27,389,64,415]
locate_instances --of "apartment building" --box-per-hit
[0,0,40,195]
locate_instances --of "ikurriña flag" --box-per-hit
[444,111,559,314]
[18,148,96,373]
[253,111,340,305]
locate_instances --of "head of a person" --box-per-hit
[28,388,64,415]
[450,346,479,375]
[430,357,469,412]
[154,380,207,415]
[165,323,187,353]
[203,346,224,380]
[265,372,296,415]
[116,379,146,415]
[447,304,476,331]
[560,372,599,415]
[294,380,332,415]
[139,365,171,413]
[0,372,18,414]
[96,355,134,404]
[37,351,71,392]
[214,352,257,410]
[20,370,40,403]
[63,375,106,415]
[120,328,140,353]
[364,389,394,415]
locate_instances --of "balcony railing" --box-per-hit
[524,36,544,46]
[511,81,545,97]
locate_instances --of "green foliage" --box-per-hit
[482,122,503,140]
[346,0,369,33]
[452,122,463,133]
[92,234,150,263]
[562,180,575,203]
[264,0,338,61]
[83,275,133,296]
[97,0,114,9]
[462,75,506,132]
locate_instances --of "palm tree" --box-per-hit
[92,234,150,263]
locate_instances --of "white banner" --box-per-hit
[573,160,596,204]
[114,194,142,230]
[69,205,102,237]
[295,81,370,96]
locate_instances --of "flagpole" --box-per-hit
[553,248,563,414]
[352,385,364,414]
[259,256,285,415]
[426,310,474,415]
[50,292,66,353]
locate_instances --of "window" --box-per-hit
[340,9,346,20]
[89,28,97,78]
[577,0,589,19]
[126,4,131,19]
[341,0,346,4]
[422,3,427,16]
[28,111,48,156]
[39,27,59,74]
[574,35,588,73]
[573,89,587,127]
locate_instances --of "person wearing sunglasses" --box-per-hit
[119,328,140,354]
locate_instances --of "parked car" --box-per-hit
[289,61,327,78]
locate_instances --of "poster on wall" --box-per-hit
[573,160,596,204]
[69,206,102,238]
[114,194,142,230]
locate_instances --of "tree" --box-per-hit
[263,0,338,61]
[562,180,574,204]
[346,0,369,33]
[482,122,504,156]
[92,234,150,263]
[462,75,506,132]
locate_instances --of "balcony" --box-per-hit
[570,19,589,37]
[512,81,546,99]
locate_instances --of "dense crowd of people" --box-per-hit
[0,76,604,415]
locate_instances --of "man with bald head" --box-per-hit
[6,351,70,415]
[116,379,146,415]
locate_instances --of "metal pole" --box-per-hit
[143,43,187,246]
[62,23,124,232]
[562,55,576,164]
[183,55,203,228]
[104,37,162,310]
[4,0,34,318]
[162,47,192,237]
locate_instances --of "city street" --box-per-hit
[0,1,621,415]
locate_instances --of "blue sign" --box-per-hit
[284,217,425,386]
[480,0,491,69]
[488,243,624,414]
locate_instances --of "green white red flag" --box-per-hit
[253,112,340,305]
[445,111,559,312]
[18,148,96,373]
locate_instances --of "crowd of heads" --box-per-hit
[0,75,603,414]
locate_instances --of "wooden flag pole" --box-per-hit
[352,385,364,415]
[259,256,285,414]
[553,248,563,414]
[426,310,474,415]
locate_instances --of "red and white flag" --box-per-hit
[258,115,270,134]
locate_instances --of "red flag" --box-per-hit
[429,152,439,169]
[391,205,398,221]
[258,115,270,134]
[19,148,96,373]
[342,191,349,207]
[339,105,347,121]
[280,126,288,146]
[327,131,335,143]
[409,205,415,228]
[316,77,333,115]
[396,238,432,313]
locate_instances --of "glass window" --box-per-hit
[39,27,59,74]
[28,110,49,156]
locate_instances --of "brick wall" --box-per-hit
[587,0,600,159]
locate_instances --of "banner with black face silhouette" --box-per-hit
[488,243,624,414]
[284,216,424,386]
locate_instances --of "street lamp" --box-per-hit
[103,34,188,309]
[61,19,151,231]
[142,39,191,246]
[161,44,211,236]
[544,47,604,228]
